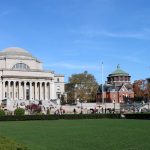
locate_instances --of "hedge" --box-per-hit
[0,114,121,121]
[124,113,150,120]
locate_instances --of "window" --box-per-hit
[57,93,61,99]
[12,63,30,70]
[5,92,7,98]
[57,78,60,82]
[57,86,60,90]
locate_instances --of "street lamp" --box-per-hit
[113,100,115,112]
[148,100,150,111]
[80,99,83,114]
[1,70,3,100]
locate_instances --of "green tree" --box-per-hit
[0,109,5,116]
[65,71,99,103]
[14,108,25,116]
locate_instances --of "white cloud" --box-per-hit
[45,62,99,70]
[70,28,150,40]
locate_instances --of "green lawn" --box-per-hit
[0,136,28,150]
[0,119,150,150]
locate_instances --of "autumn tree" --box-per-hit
[65,71,99,103]
[133,80,147,101]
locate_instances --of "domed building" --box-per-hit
[97,65,134,103]
[0,47,64,101]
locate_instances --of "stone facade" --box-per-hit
[0,47,65,101]
[97,65,134,103]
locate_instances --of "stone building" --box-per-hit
[0,47,65,101]
[97,65,134,103]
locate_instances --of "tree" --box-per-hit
[65,71,99,103]
[133,80,147,101]
[26,104,41,114]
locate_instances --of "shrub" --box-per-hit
[14,108,25,116]
[0,109,5,116]
[124,113,150,120]
[0,114,120,121]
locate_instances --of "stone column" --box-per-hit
[40,82,42,100]
[44,82,47,100]
[30,82,32,100]
[13,81,16,100]
[18,81,21,100]
[24,81,26,100]
[34,82,37,100]
[49,82,51,100]
[8,81,10,99]
[2,81,5,99]
[50,81,55,99]
[0,79,2,100]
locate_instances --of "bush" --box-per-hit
[14,108,25,116]
[124,113,150,120]
[0,109,5,116]
[0,114,120,121]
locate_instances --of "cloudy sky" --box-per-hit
[0,0,150,83]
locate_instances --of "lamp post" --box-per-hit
[1,70,3,100]
[80,99,83,114]
[113,100,115,112]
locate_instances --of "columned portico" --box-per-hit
[0,47,65,102]
[1,80,55,101]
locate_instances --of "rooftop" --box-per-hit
[0,47,39,61]
[109,65,129,77]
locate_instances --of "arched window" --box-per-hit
[12,63,30,70]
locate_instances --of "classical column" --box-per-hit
[34,82,37,100]
[50,81,55,99]
[13,81,16,100]
[18,81,21,100]
[48,83,50,100]
[8,81,10,99]
[2,81,5,99]
[30,82,32,100]
[49,82,51,100]
[24,81,26,100]
[44,82,47,100]
[40,82,42,100]
[0,79,2,100]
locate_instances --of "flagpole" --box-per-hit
[102,62,107,113]
[101,62,104,105]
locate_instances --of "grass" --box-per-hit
[0,119,150,150]
[0,136,29,150]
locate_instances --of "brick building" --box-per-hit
[97,65,134,103]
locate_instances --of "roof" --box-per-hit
[109,65,129,77]
[0,47,40,61]
[97,83,133,93]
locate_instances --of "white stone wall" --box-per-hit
[54,75,65,99]
[0,58,43,70]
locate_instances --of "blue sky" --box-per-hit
[0,0,150,83]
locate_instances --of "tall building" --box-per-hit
[97,65,134,103]
[0,47,65,101]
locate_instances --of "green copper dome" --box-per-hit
[109,65,129,76]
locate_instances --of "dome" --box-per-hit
[0,47,36,59]
[109,65,129,77]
